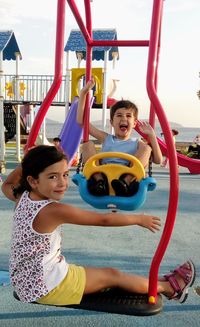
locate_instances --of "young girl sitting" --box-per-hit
[1,145,195,305]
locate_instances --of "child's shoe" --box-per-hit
[111,177,139,197]
[88,175,109,196]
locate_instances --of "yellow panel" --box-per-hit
[71,68,103,104]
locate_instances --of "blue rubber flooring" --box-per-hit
[0,151,200,326]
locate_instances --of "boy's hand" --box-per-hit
[138,215,161,233]
[81,76,95,94]
[138,121,155,137]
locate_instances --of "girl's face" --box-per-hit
[28,159,69,201]
[110,108,137,140]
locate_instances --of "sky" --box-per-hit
[1,0,200,128]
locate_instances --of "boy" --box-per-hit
[77,78,162,196]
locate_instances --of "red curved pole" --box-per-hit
[83,0,92,142]
[67,0,92,45]
[146,0,179,304]
[66,0,92,142]
[25,0,66,150]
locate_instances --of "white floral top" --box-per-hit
[9,191,69,302]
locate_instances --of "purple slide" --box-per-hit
[59,97,82,163]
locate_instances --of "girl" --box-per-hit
[1,145,195,305]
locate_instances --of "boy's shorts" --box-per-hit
[37,264,86,306]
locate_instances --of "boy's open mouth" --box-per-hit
[120,124,128,131]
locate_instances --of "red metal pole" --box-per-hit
[149,4,163,128]
[26,0,66,150]
[92,40,149,47]
[83,0,92,142]
[67,0,92,45]
[146,0,179,304]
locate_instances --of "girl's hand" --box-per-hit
[139,215,161,233]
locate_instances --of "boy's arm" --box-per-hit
[77,77,107,143]
[148,133,162,164]
[1,165,22,201]
[77,77,95,126]
[134,141,152,168]
[137,122,162,164]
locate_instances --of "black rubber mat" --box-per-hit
[68,288,163,316]
[14,288,163,316]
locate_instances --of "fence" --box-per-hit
[2,74,68,105]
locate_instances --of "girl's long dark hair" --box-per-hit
[13,145,67,197]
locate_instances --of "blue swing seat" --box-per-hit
[72,151,156,211]
[72,173,156,211]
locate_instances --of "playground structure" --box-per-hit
[1,29,200,173]
[0,0,199,315]
[0,29,119,166]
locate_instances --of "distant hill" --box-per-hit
[45,117,183,138]
[46,118,62,125]
[89,119,183,130]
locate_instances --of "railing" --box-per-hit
[2,74,68,105]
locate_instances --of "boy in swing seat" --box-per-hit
[77,77,162,197]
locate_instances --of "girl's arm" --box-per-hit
[1,165,22,201]
[33,202,161,234]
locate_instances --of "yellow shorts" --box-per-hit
[37,264,86,306]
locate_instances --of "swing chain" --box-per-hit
[148,155,153,177]
[76,153,83,174]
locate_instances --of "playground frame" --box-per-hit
[25,0,178,307]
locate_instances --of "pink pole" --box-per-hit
[92,40,149,47]
[146,0,179,304]
[26,0,66,150]
[149,4,163,128]
[83,0,92,142]
[67,0,92,45]
[66,0,93,142]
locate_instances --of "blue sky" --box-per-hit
[1,0,200,127]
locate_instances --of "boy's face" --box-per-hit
[110,108,137,140]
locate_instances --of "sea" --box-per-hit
[45,118,200,143]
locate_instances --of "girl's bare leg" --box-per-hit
[83,267,181,297]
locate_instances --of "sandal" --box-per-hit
[111,177,139,197]
[88,175,109,196]
[163,259,195,303]
[194,286,200,296]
